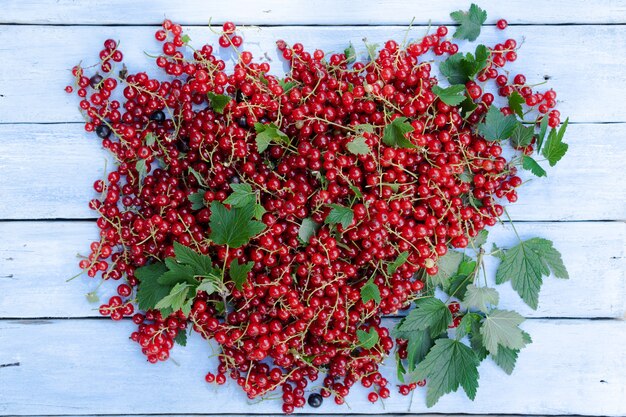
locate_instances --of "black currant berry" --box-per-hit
[89,74,103,88]
[149,110,165,122]
[95,124,111,138]
[308,393,323,408]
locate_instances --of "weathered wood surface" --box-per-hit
[0,220,623,319]
[1,25,625,123]
[2,0,626,25]
[1,123,624,221]
[0,319,624,416]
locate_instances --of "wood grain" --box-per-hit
[1,123,624,221]
[0,221,623,319]
[0,318,624,416]
[1,25,625,123]
[2,0,626,25]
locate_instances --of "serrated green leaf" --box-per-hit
[344,42,356,64]
[325,204,354,229]
[429,250,464,288]
[196,278,218,295]
[450,3,487,41]
[414,338,480,407]
[508,91,525,118]
[135,262,169,311]
[298,217,320,245]
[463,284,499,313]
[209,201,266,248]
[460,95,479,117]
[181,299,193,317]
[399,298,452,338]
[387,251,409,275]
[510,124,535,148]
[440,46,489,85]
[522,155,547,177]
[361,278,381,305]
[188,190,206,210]
[495,237,568,310]
[253,203,266,220]
[254,122,289,153]
[181,34,191,44]
[536,115,550,152]
[357,328,379,349]
[468,317,488,361]
[158,257,197,286]
[432,84,467,106]
[407,329,434,372]
[346,136,370,155]
[136,159,148,186]
[188,167,208,188]
[383,117,415,148]
[172,242,215,276]
[349,184,363,198]
[480,309,527,355]
[478,106,519,141]
[354,123,375,133]
[541,118,569,166]
[278,78,297,94]
[456,312,482,340]
[469,229,489,247]
[155,282,191,313]
[207,92,231,114]
[145,133,156,146]
[174,330,188,346]
[445,258,476,300]
[229,259,254,291]
[224,183,256,208]
[459,169,473,183]
[491,331,531,375]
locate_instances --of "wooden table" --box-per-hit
[0,1,624,416]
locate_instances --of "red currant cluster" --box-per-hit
[67,18,560,413]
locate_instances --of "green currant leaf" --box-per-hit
[298,217,321,245]
[478,106,519,141]
[414,338,480,407]
[357,328,379,349]
[346,136,370,155]
[254,122,289,153]
[455,312,482,340]
[223,183,256,208]
[469,229,489,247]
[325,204,354,229]
[510,124,535,148]
[354,123,375,133]
[432,84,467,106]
[172,242,216,277]
[174,330,188,346]
[188,190,207,210]
[135,159,148,186]
[207,92,231,114]
[344,42,356,64]
[536,115,550,152]
[429,250,464,288]
[196,278,218,295]
[491,331,532,375]
[155,282,191,313]
[495,237,568,310]
[387,251,409,275]
[508,91,525,118]
[463,284,499,313]
[361,278,381,305]
[209,201,266,248]
[541,118,569,166]
[145,132,156,146]
[278,78,297,94]
[157,257,197,286]
[522,155,547,177]
[229,259,254,291]
[135,262,170,311]
[399,298,452,338]
[479,309,528,355]
[382,117,415,148]
[450,3,487,41]
[393,323,434,372]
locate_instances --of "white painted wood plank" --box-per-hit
[0,123,623,221]
[0,25,625,123]
[0,319,624,416]
[2,0,626,25]
[0,221,623,319]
